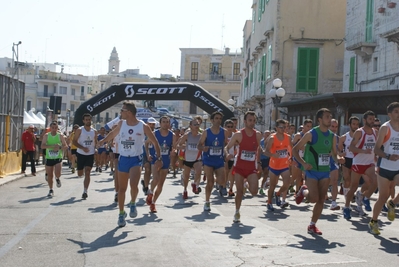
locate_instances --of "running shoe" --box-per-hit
[196,187,202,194]
[118,212,127,227]
[220,187,227,196]
[129,204,138,218]
[150,203,157,213]
[109,170,114,176]
[274,192,281,206]
[95,167,99,172]
[183,191,188,200]
[356,206,366,216]
[105,165,109,170]
[82,192,88,200]
[259,188,265,195]
[330,202,341,211]
[114,193,118,203]
[71,168,75,174]
[141,180,145,192]
[228,189,235,197]
[355,191,363,207]
[56,179,61,188]
[295,185,307,205]
[343,207,351,220]
[146,193,153,205]
[32,173,36,176]
[387,200,395,221]
[280,202,289,209]
[363,197,372,212]
[233,211,240,223]
[307,224,322,235]
[368,220,380,235]
[191,183,197,194]
[47,189,54,197]
[203,174,206,181]
[289,185,295,193]
[267,203,275,212]
[99,168,102,173]
[203,202,211,211]
[382,204,388,212]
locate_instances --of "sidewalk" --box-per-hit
[0,164,46,187]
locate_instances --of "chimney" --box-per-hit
[225,47,230,55]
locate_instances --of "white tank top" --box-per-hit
[378,122,399,171]
[343,131,354,158]
[77,127,96,155]
[353,128,376,165]
[227,133,235,161]
[113,135,120,154]
[118,120,145,157]
[184,132,201,162]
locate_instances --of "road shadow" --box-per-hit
[319,213,340,223]
[67,228,145,253]
[260,209,290,221]
[349,216,371,232]
[375,236,399,255]
[289,204,312,212]
[88,203,117,213]
[130,213,163,225]
[95,187,115,193]
[288,234,345,253]
[185,212,220,222]
[212,223,255,240]
[95,177,114,183]
[51,197,83,206]
[19,196,48,203]
[20,183,45,189]
[165,200,198,210]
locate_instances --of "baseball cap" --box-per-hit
[29,125,34,129]
[147,117,157,124]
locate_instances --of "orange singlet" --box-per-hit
[269,133,291,170]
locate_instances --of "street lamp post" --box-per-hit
[269,78,286,130]
[66,109,70,132]
[203,114,208,129]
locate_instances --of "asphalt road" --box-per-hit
[0,165,398,267]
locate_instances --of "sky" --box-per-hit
[1,0,251,78]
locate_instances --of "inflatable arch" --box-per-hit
[73,82,235,126]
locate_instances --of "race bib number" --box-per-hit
[210,147,222,156]
[121,140,135,150]
[276,149,288,158]
[318,154,330,166]
[161,146,169,155]
[187,143,197,151]
[241,150,256,161]
[48,150,58,157]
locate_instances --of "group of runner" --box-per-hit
[39,100,399,235]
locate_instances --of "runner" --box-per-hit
[97,101,161,227]
[225,111,262,222]
[73,113,98,200]
[293,108,344,235]
[291,119,313,195]
[264,119,293,211]
[69,125,79,174]
[141,117,157,195]
[224,119,236,197]
[198,111,229,211]
[258,130,271,195]
[176,118,202,199]
[95,127,107,172]
[41,121,68,197]
[328,119,341,210]
[338,116,360,200]
[343,110,378,219]
[369,102,399,234]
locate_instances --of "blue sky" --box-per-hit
[1,0,251,77]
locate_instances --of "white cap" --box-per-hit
[147,117,157,124]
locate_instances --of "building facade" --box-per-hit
[241,0,346,130]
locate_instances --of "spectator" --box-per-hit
[21,125,37,176]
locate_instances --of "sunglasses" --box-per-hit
[192,123,200,126]
[277,126,285,129]
[225,126,233,128]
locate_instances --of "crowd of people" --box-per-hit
[23,100,399,235]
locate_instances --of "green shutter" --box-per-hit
[252,10,255,33]
[261,54,266,94]
[261,0,265,13]
[349,57,355,92]
[267,45,272,79]
[366,0,374,42]
[258,0,262,21]
[296,48,319,93]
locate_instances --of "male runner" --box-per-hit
[41,121,68,197]
[264,119,293,211]
[369,102,399,234]
[141,117,157,195]
[339,116,360,200]
[98,102,161,227]
[177,119,203,199]
[343,110,378,219]
[225,111,262,222]
[146,116,177,212]
[328,119,341,210]
[198,111,229,211]
[293,108,344,235]
[259,130,271,195]
[73,113,98,200]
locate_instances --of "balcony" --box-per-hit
[37,92,54,98]
[380,27,399,45]
[74,95,86,101]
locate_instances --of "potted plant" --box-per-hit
[387,2,396,8]
[378,6,386,13]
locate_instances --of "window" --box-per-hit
[42,101,47,113]
[27,100,31,111]
[70,104,75,112]
[267,45,272,79]
[366,0,374,42]
[349,57,356,92]
[87,86,92,94]
[115,113,118,118]
[191,62,198,81]
[71,88,75,96]
[209,63,222,80]
[233,63,240,80]
[261,54,267,94]
[81,86,85,95]
[189,102,197,114]
[296,48,319,93]
[252,9,256,33]
[44,85,48,97]
[59,86,67,94]
[61,103,66,111]
[373,57,378,72]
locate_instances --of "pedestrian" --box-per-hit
[21,125,37,176]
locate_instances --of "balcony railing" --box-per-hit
[37,92,54,97]
[181,74,241,82]
[75,95,86,101]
